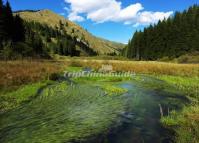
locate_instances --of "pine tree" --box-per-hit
[125,5,199,60]
[4,1,14,40]
[13,15,25,42]
[0,0,6,43]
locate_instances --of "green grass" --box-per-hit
[41,82,68,97]
[74,76,131,82]
[0,81,53,112]
[158,76,199,100]
[73,76,128,95]
[101,84,127,95]
[66,66,83,72]
[159,75,199,143]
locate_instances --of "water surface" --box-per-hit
[0,76,187,143]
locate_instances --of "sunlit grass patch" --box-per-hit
[73,76,128,95]
[0,81,52,112]
[159,75,199,143]
[100,84,127,95]
[73,76,131,82]
[41,82,68,97]
[158,76,199,100]
[66,66,83,72]
[161,110,185,126]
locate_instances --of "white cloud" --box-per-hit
[64,0,173,25]
[136,11,173,25]
[68,12,85,22]
[117,3,144,21]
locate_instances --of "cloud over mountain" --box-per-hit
[64,0,173,26]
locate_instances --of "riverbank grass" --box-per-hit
[159,75,199,143]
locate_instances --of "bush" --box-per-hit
[159,57,171,62]
[177,54,199,63]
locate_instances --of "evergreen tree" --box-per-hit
[124,5,199,60]
[0,0,96,59]
[13,15,25,42]
[0,0,6,43]
[4,1,14,40]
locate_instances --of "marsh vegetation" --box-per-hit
[0,59,198,143]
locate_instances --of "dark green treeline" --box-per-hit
[0,0,25,45]
[124,5,199,60]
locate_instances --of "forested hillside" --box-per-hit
[0,0,30,59]
[124,5,199,60]
[16,9,124,55]
[0,0,90,59]
[0,0,124,60]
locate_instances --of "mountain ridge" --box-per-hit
[15,9,125,55]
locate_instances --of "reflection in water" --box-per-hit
[0,77,187,143]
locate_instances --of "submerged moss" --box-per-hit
[0,81,53,112]
[74,76,131,82]
[0,81,127,143]
[100,84,127,95]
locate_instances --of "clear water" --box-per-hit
[99,82,181,143]
[0,77,187,143]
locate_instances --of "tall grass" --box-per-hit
[0,60,66,91]
[67,59,199,77]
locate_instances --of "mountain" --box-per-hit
[15,9,125,55]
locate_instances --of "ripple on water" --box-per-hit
[0,77,188,143]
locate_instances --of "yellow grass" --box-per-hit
[0,60,67,90]
[67,59,199,77]
[1,59,198,91]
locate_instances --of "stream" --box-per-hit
[0,76,187,143]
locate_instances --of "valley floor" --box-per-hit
[0,59,198,143]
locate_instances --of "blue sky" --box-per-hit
[9,0,199,43]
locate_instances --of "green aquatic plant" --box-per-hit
[74,76,131,82]
[73,76,128,95]
[100,84,127,95]
[0,82,127,142]
[41,82,68,97]
[0,81,52,112]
